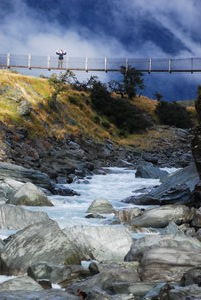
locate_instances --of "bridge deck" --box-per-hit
[1,54,201,73]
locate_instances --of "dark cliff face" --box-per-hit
[192,87,201,178]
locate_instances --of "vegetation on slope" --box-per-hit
[0,70,196,151]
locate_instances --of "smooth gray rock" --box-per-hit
[87,199,115,214]
[0,162,52,189]
[0,178,24,202]
[125,233,201,262]
[0,220,78,275]
[192,208,201,227]
[27,262,89,286]
[0,204,50,230]
[69,261,140,296]
[135,163,168,180]
[63,225,132,262]
[0,275,43,291]
[125,234,201,282]
[139,247,201,282]
[0,290,79,300]
[8,182,53,206]
[130,205,194,228]
[124,163,199,205]
[0,239,5,251]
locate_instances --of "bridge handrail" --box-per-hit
[0,53,201,72]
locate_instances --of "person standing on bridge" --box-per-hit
[56,49,66,68]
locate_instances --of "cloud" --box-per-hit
[120,0,201,56]
[0,0,200,100]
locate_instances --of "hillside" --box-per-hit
[0,70,194,176]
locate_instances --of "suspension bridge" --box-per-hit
[1,53,201,73]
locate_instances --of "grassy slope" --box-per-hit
[0,70,196,150]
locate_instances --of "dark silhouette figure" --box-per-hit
[56,49,66,68]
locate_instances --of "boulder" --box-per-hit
[0,219,79,275]
[8,182,53,206]
[63,225,132,262]
[125,233,201,262]
[0,239,5,251]
[87,199,115,214]
[130,205,194,228]
[68,261,140,297]
[0,204,50,230]
[52,185,80,196]
[139,247,201,282]
[115,208,142,225]
[192,208,201,227]
[0,162,52,189]
[124,163,199,205]
[163,221,196,237]
[27,262,89,287]
[151,283,201,300]
[85,213,105,219]
[135,163,168,180]
[125,234,201,282]
[0,275,43,291]
[0,290,79,299]
[0,178,24,202]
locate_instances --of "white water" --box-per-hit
[24,167,175,228]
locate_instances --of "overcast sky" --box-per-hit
[0,0,201,100]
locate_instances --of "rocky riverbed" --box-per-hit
[0,160,201,299]
[0,114,199,299]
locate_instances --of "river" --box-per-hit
[0,166,177,285]
[26,166,177,228]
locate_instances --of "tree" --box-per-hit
[108,66,144,99]
[121,66,144,99]
[71,75,98,91]
[48,71,77,109]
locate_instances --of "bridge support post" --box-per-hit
[28,54,32,69]
[191,57,194,73]
[104,57,107,72]
[47,55,51,70]
[168,59,171,73]
[7,53,10,68]
[148,58,152,73]
[85,57,88,72]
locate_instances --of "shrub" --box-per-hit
[91,80,153,133]
[156,101,193,128]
